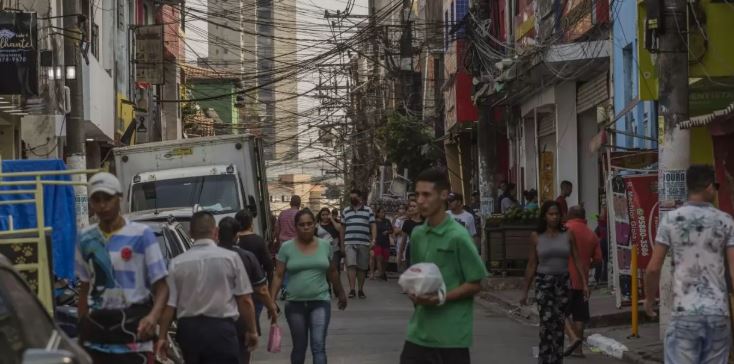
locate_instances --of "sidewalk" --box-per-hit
[480,278,656,328]
[588,324,663,364]
[479,277,663,363]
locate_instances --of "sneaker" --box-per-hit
[348,290,356,299]
[358,290,366,299]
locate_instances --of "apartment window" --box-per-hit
[91,23,99,58]
[622,45,634,103]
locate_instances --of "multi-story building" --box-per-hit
[258,0,299,161]
[3,0,184,167]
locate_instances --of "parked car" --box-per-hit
[0,254,91,364]
[132,216,194,262]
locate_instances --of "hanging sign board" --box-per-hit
[134,25,164,85]
[0,11,38,96]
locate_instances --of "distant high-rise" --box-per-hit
[207,0,257,83]
[258,0,299,161]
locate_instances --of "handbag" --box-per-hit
[267,324,282,353]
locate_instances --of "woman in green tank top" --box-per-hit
[270,209,348,364]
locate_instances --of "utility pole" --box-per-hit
[470,0,498,259]
[63,0,89,228]
[655,0,690,338]
[399,0,414,115]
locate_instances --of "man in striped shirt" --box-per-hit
[75,173,169,364]
[340,189,377,298]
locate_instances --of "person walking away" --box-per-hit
[270,210,348,364]
[276,196,301,299]
[447,193,480,248]
[236,210,276,329]
[398,200,424,269]
[644,165,734,364]
[219,217,279,362]
[156,211,258,364]
[399,168,488,364]
[340,189,377,299]
[276,196,301,251]
[520,201,588,364]
[371,207,392,281]
[563,206,602,357]
[556,181,573,218]
[236,210,275,283]
[75,172,169,364]
[392,205,408,272]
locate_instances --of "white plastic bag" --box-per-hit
[398,263,446,302]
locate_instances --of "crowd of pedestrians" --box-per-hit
[72,163,734,364]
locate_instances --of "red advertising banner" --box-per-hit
[610,174,658,307]
[624,174,659,270]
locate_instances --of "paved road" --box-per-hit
[252,278,625,364]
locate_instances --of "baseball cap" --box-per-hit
[88,172,122,197]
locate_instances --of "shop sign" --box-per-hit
[0,11,38,95]
[134,25,164,85]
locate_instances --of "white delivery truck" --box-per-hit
[113,135,272,237]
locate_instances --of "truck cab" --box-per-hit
[114,135,272,238]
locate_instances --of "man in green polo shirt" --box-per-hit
[400,168,488,364]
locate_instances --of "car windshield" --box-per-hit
[131,174,240,213]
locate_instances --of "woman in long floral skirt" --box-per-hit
[520,201,588,364]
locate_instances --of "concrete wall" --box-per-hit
[578,109,600,227]
[555,81,579,207]
[523,116,538,194]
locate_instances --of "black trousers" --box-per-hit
[400,341,470,364]
[177,316,241,364]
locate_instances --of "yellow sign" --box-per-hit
[638,0,734,101]
[170,147,193,156]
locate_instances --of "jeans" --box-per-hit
[665,315,731,364]
[285,300,331,364]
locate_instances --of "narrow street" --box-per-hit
[253,278,625,364]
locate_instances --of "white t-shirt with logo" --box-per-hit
[447,210,477,237]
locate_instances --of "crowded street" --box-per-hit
[253,278,626,364]
[2,0,734,363]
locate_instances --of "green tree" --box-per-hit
[377,113,441,180]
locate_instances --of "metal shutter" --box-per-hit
[577,72,609,113]
[538,115,555,137]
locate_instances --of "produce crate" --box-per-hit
[486,223,535,275]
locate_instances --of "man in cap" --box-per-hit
[75,172,169,364]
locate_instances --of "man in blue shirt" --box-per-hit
[75,172,169,364]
